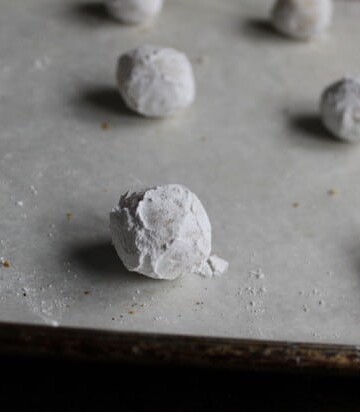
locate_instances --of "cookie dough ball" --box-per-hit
[320,77,360,142]
[116,45,195,117]
[271,0,333,40]
[105,0,164,24]
[110,184,228,280]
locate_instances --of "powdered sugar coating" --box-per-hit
[105,0,163,24]
[200,255,229,278]
[110,185,228,280]
[116,45,195,117]
[320,77,360,142]
[271,0,333,40]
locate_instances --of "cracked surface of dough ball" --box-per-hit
[271,0,333,40]
[116,45,195,117]
[110,184,228,280]
[105,0,164,24]
[320,77,360,142]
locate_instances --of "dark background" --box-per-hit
[2,355,360,412]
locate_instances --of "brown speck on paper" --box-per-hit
[101,122,109,130]
[128,310,135,315]
[2,260,11,268]
[328,189,337,197]
[84,291,90,295]
[66,212,73,221]
[195,56,207,65]
[292,202,299,208]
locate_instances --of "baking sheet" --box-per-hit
[1,0,360,345]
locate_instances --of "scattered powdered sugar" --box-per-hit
[235,266,268,317]
[298,286,326,315]
[248,267,265,279]
[33,56,51,72]
[29,185,38,195]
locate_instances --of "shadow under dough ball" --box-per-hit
[116,44,196,118]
